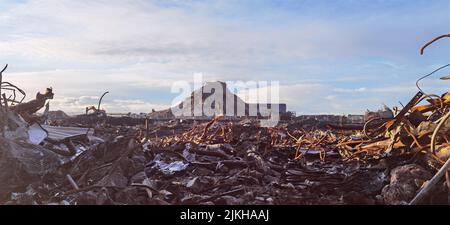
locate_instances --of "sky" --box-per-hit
[0,0,449,115]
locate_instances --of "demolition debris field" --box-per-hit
[0,35,449,205]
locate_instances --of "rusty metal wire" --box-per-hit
[415,64,450,95]
[431,110,450,154]
[1,82,26,103]
[420,34,450,55]
[0,64,26,106]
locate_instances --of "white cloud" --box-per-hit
[2,0,419,65]
[333,87,368,93]
[236,83,374,114]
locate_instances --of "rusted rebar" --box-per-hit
[420,34,450,55]
[409,110,450,205]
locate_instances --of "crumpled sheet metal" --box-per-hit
[150,156,189,175]
[28,123,48,145]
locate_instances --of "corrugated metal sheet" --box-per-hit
[41,125,94,141]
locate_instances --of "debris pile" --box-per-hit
[1,99,447,205]
[1,112,389,205]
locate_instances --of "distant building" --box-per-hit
[128,113,148,119]
[296,114,364,125]
[346,114,364,124]
[364,105,394,121]
[47,110,70,120]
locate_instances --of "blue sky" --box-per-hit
[0,0,449,114]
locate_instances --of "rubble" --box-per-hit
[1,105,392,205]
[3,104,446,205]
